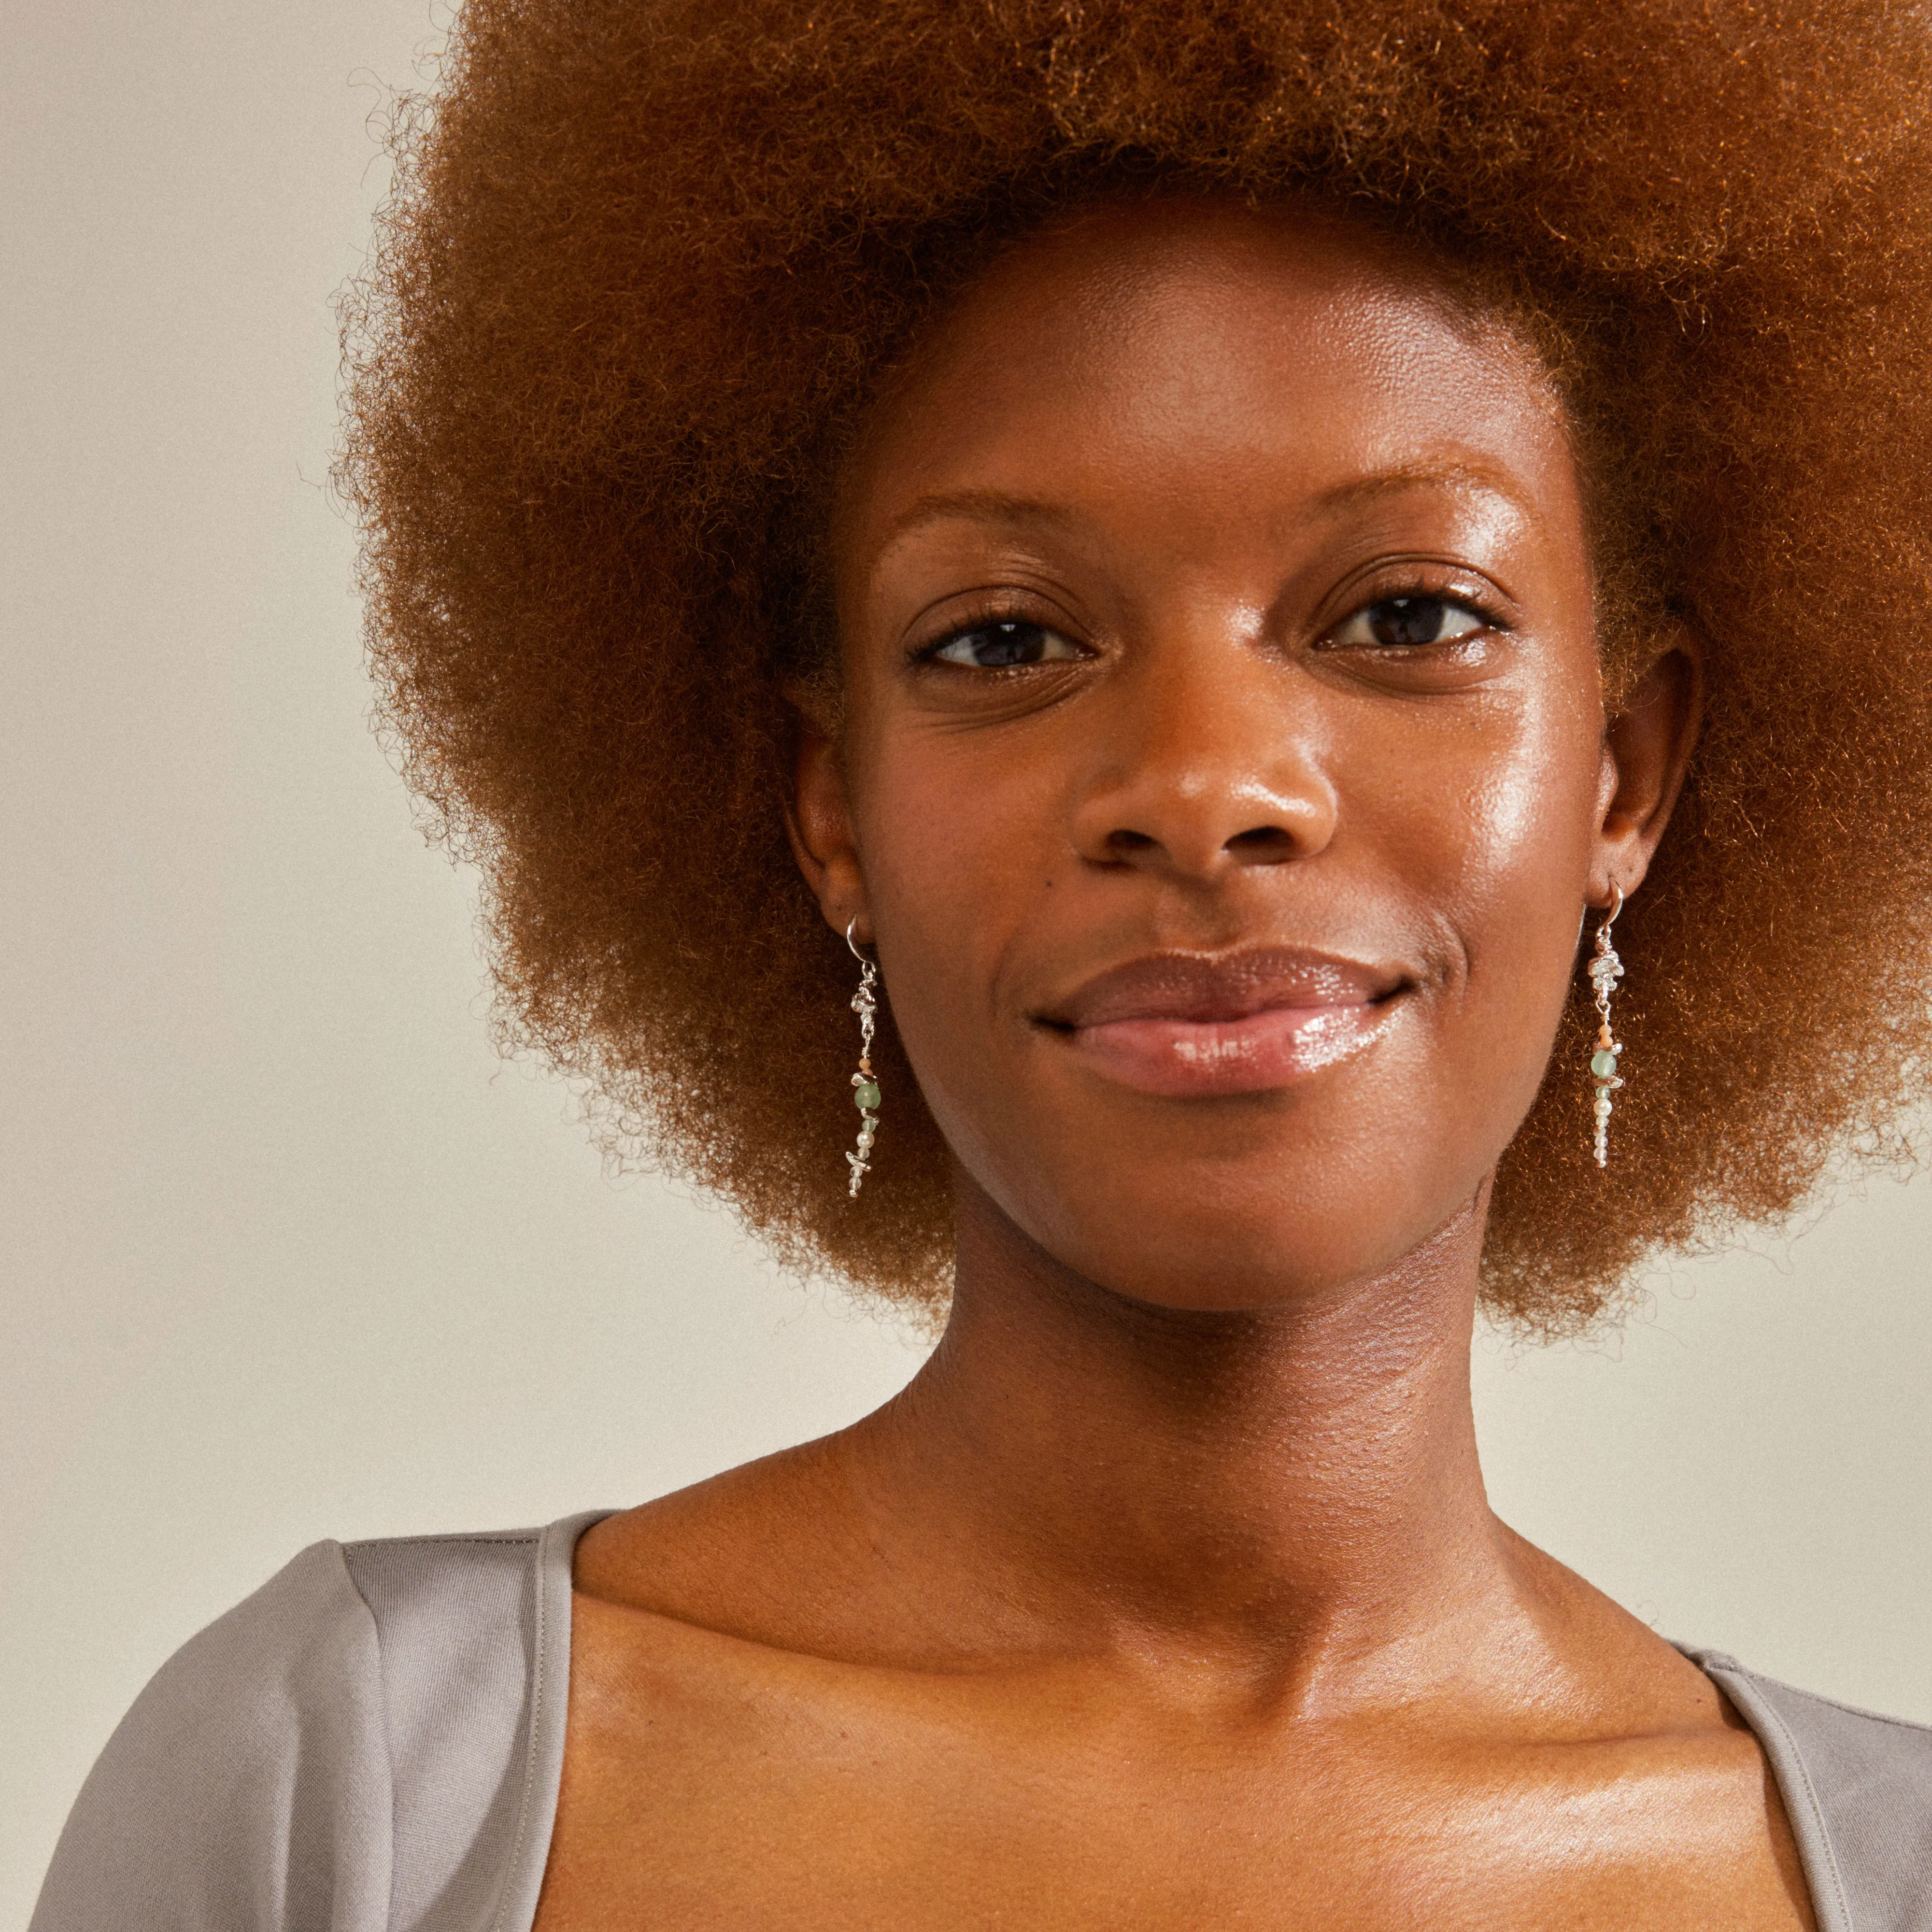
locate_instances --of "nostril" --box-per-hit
[1104,828,1159,857]
[1226,824,1295,859]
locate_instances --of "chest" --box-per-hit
[531,1676,1814,1932]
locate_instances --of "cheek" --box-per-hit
[1391,688,1603,1113]
[852,727,1063,1037]
[1456,685,1604,952]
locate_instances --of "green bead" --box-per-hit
[1590,1049,1619,1079]
[853,1080,881,1111]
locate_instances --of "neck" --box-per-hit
[842,1171,1520,1691]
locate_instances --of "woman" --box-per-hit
[32,0,1932,1926]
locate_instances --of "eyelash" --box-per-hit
[914,581,1508,668]
[1323,587,1506,652]
[913,600,1078,668]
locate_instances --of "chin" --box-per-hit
[1018,1175,1488,1314]
[941,1063,1518,1311]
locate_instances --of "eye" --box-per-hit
[1329,595,1489,650]
[928,619,1083,668]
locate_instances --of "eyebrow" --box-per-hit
[1306,459,1544,525]
[874,489,1081,551]
[873,463,1542,554]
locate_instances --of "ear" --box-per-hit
[1590,626,1704,909]
[782,683,872,944]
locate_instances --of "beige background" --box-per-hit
[5,1,1930,1921]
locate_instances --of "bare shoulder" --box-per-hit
[1493,1523,1738,1733]
[571,1435,886,1654]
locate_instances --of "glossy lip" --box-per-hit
[1036,947,1409,1098]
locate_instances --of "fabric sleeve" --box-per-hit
[1682,1646,1932,1932]
[28,1540,395,1932]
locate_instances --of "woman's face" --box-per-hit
[807,199,1640,1310]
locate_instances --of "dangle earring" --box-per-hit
[1586,885,1626,1168]
[844,920,881,1197]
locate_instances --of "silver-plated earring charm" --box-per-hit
[1587,884,1626,1168]
[844,920,881,1196]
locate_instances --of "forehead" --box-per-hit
[840,199,1580,561]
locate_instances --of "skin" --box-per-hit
[536,200,1813,1929]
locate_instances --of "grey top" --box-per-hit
[29,1513,1932,1932]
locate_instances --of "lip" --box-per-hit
[1036,947,1408,1097]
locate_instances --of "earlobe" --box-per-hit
[782,699,871,942]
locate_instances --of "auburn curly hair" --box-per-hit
[340,0,1932,1334]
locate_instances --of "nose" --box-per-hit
[1070,628,1338,882]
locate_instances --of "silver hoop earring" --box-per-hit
[1587,884,1626,1168]
[844,920,881,1197]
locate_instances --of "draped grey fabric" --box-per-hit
[1684,1649,1932,1932]
[30,1515,1932,1930]
[29,1516,604,1932]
